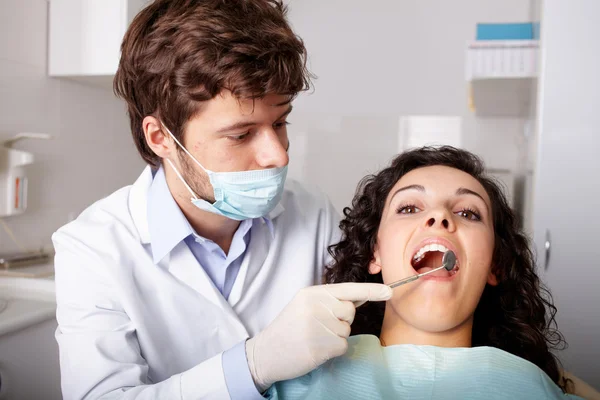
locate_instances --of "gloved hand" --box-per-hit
[245,282,392,392]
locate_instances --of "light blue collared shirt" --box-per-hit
[147,166,269,400]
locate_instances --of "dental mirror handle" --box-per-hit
[388,274,419,288]
[388,265,444,288]
[387,250,457,289]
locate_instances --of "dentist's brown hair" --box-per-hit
[114,0,311,166]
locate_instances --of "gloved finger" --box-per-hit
[331,320,352,339]
[323,282,393,303]
[317,314,352,338]
[329,300,356,324]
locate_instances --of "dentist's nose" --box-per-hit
[255,130,289,169]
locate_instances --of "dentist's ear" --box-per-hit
[143,116,173,159]
[369,246,382,274]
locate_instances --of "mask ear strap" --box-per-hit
[161,123,209,173]
[165,158,200,200]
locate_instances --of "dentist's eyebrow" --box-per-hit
[275,105,293,121]
[389,184,425,203]
[456,187,490,212]
[215,105,293,134]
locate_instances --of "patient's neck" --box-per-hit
[379,307,473,348]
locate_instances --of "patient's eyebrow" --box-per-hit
[389,184,425,203]
[456,187,489,212]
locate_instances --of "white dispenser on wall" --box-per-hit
[0,133,52,217]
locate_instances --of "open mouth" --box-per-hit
[411,244,459,278]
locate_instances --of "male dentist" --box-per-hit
[52,0,392,399]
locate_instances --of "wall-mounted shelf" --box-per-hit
[466,40,539,117]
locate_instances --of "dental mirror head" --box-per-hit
[387,249,458,289]
[442,250,456,271]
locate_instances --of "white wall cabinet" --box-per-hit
[533,0,600,389]
[48,0,148,87]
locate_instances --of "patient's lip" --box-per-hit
[419,268,459,281]
[410,237,460,265]
[409,237,460,281]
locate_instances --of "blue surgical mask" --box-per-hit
[163,125,288,221]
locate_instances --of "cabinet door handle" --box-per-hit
[544,230,551,271]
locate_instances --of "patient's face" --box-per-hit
[371,165,496,338]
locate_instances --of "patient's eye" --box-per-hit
[397,204,421,214]
[456,208,481,221]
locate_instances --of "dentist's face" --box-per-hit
[170,91,291,203]
[370,166,497,335]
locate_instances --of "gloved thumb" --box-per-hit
[324,282,392,306]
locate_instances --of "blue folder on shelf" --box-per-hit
[476,23,540,40]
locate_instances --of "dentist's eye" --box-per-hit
[456,208,481,221]
[274,121,290,130]
[397,204,421,214]
[228,132,250,141]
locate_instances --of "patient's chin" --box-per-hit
[406,313,462,334]
[386,298,474,338]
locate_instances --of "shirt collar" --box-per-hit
[147,166,276,264]
[147,166,195,263]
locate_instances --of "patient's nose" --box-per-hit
[427,217,449,229]
[424,208,456,232]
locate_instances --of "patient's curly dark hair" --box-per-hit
[325,146,568,389]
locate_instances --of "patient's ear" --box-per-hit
[487,266,498,286]
[369,246,382,274]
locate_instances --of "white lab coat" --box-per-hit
[53,166,340,400]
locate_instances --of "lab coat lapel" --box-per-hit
[228,219,271,308]
[166,242,249,339]
[130,167,249,340]
[129,166,153,244]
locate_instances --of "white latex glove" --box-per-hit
[245,282,392,392]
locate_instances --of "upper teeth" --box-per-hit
[413,244,450,261]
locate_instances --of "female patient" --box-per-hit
[268,146,598,400]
